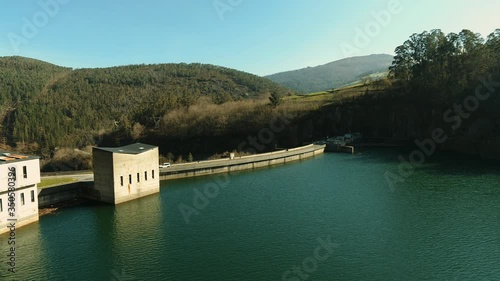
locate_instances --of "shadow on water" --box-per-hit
[343,147,500,176]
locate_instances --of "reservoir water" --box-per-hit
[2,149,500,280]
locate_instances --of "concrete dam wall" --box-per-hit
[38,144,325,207]
[159,144,326,181]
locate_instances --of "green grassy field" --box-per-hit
[38,177,78,188]
[283,82,379,105]
[284,91,328,101]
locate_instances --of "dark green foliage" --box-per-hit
[388,29,500,144]
[0,56,71,103]
[266,54,393,93]
[0,57,291,154]
[268,92,283,107]
[0,57,71,143]
[389,29,500,106]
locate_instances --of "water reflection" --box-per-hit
[1,150,499,280]
[0,222,48,280]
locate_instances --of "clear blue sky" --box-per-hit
[1,0,499,76]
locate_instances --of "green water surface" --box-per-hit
[2,149,500,280]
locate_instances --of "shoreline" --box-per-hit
[38,198,88,217]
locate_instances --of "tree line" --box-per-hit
[390,29,500,107]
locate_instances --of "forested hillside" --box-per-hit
[0,57,71,104]
[266,54,393,93]
[0,57,290,156]
[0,57,71,145]
[2,28,499,170]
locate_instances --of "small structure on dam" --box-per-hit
[0,151,40,235]
[92,143,160,204]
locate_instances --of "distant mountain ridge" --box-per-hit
[265,54,393,93]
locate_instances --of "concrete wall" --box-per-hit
[160,145,325,181]
[112,148,160,204]
[92,147,160,205]
[92,148,115,203]
[38,183,82,208]
[0,159,40,235]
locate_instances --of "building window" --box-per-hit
[31,190,35,203]
[145,171,148,181]
[120,176,124,186]
[23,166,27,178]
[0,199,2,212]
[129,174,132,184]
[152,170,155,179]
[21,193,25,206]
[137,173,140,183]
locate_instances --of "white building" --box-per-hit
[0,152,40,235]
[92,143,160,204]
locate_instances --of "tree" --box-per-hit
[166,152,175,162]
[486,29,500,72]
[389,29,499,108]
[175,155,183,163]
[130,122,145,140]
[268,92,283,107]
